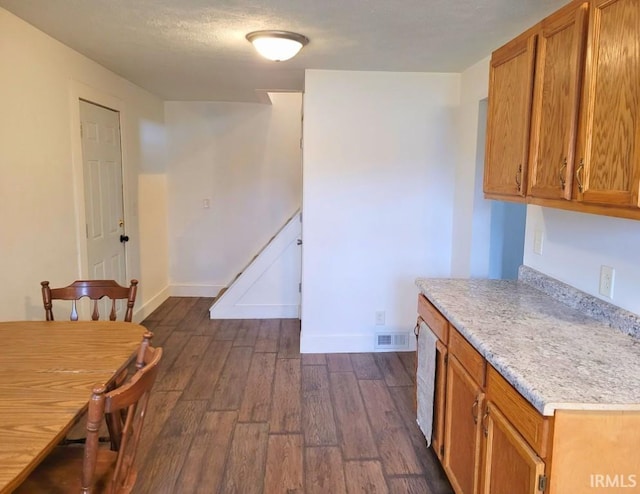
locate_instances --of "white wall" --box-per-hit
[164,93,302,296]
[451,57,493,278]
[301,69,460,353]
[524,206,640,315]
[0,8,169,321]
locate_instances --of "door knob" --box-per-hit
[120,235,130,243]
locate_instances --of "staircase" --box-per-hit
[209,211,302,319]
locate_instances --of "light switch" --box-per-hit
[203,199,210,209]
[599,265,615,299]
[533,229,544,255]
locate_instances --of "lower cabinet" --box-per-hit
[432,339,447,462]
[441,334,547,494]
[480,402,545,494]
[418,293,640,494]
[443,355,485,494]
[416,297,450,463]
[418,294,548,494]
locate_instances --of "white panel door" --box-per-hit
[79,100,127,315]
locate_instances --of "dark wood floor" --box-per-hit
[135,297,453,494]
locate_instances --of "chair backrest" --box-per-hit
[41,279,139,322]
[83,331,162,494]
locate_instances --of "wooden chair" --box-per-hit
[15,332,162,494]
[41,279,139,449]
[41,279,139,322]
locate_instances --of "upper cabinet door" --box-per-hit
[577,0,640,207]
[484,30,537,200]
[528,2,589,200]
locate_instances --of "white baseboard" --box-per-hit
[133,285,171,323]
[209,304,299,319]
[170,284,225,297]
[300,332,375,353]
[300,331,417,353]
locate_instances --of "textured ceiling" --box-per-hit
[0,0,568,102]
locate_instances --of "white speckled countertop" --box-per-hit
[416,269,640,416]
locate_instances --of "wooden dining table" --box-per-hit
[0,320,145,493]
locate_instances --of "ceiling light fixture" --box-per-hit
[246,30,309,62]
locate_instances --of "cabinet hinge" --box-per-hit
[444,354,448,364]
[538,474,547,492]
[440,444,444,457]
[298,282,302,293]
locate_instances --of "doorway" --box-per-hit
[79,100,127,292]
[488,201,527,279]
[472,98,526,280]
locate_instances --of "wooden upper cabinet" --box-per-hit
[576,0,640,208]
[486,0,640,219]
[484,29,537,200]
[528,1,589,200]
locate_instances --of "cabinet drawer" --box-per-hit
[449,327,485,386]
[486,365,551,458]
[417,294,449,343]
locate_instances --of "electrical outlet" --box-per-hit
[375,311,386,326]
[533,229,544,255]
[599,265,615,299]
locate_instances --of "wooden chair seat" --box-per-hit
[15,332,161,494]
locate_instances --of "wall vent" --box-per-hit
[375,332,410,350]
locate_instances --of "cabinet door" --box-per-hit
[480,402,545,494]
[443,355,484,494]
[432,340,447,461]
[484,30,537,199]
[576,0,640,207]
[528,1,588,200]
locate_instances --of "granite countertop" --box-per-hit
[415,273,640,416]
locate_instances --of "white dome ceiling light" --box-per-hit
[246,30,309,62]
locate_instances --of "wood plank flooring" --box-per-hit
[136,297,453,493]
